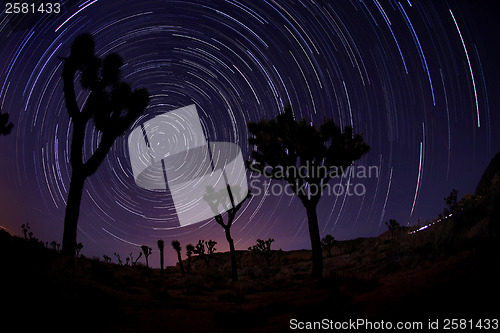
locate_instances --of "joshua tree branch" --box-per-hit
[62,60,81,119]
[83,134,115,177]
[214,214,226,229]
[0,107,14,136]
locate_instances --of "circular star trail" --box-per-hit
[0,0,498,264]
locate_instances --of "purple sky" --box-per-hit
[0,0,499,266]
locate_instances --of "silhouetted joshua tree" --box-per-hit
[248,104,370,278]
[206,240,216,255]
[157,239,165,274]
[203,185,251,282]
[249,238,274,266]
[129,252,142,266]
[0,107,13,136]
[194,240,205,255]
[75,242,83,257]
[193,239,208,267]
[201,240,217,268]
[172,240,185,276]
[60,33,150,255]
[443,189,459,216]
[385,219,401,239]
[125,253,132,266]
[21,223,30,240]
[141,245,152,268]
[321,234,336,257]
[186,244,194,274]
[20,223,36,241]
[113,252,123,265]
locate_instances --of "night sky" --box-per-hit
[0,0,499,266]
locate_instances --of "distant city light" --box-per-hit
[408,213,453,234]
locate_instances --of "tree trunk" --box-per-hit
[177,251,185,276]
[225,227,238,282]
[160,250,164,274]
[62,173,86,256]
[305,202,323,279]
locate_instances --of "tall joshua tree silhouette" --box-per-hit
[203,185,250,282]
[157,239,165,274]
[172,240,185,276]
[0,107,13,136]
[248,105,370,278]
[60,34,149,255]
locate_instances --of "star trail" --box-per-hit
[0,0,498,265]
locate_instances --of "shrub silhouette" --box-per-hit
[102,255,111,263]
[321,234,335,257]
[157,239,165,274]
[0,107,13,136]
[248,104,370,278]
[186,244,194,274]
[141,245,152,268]
[203,185,251,282]
[172,240,185,276]
[60,33,150,255]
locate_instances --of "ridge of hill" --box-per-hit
[476,150,500,195]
